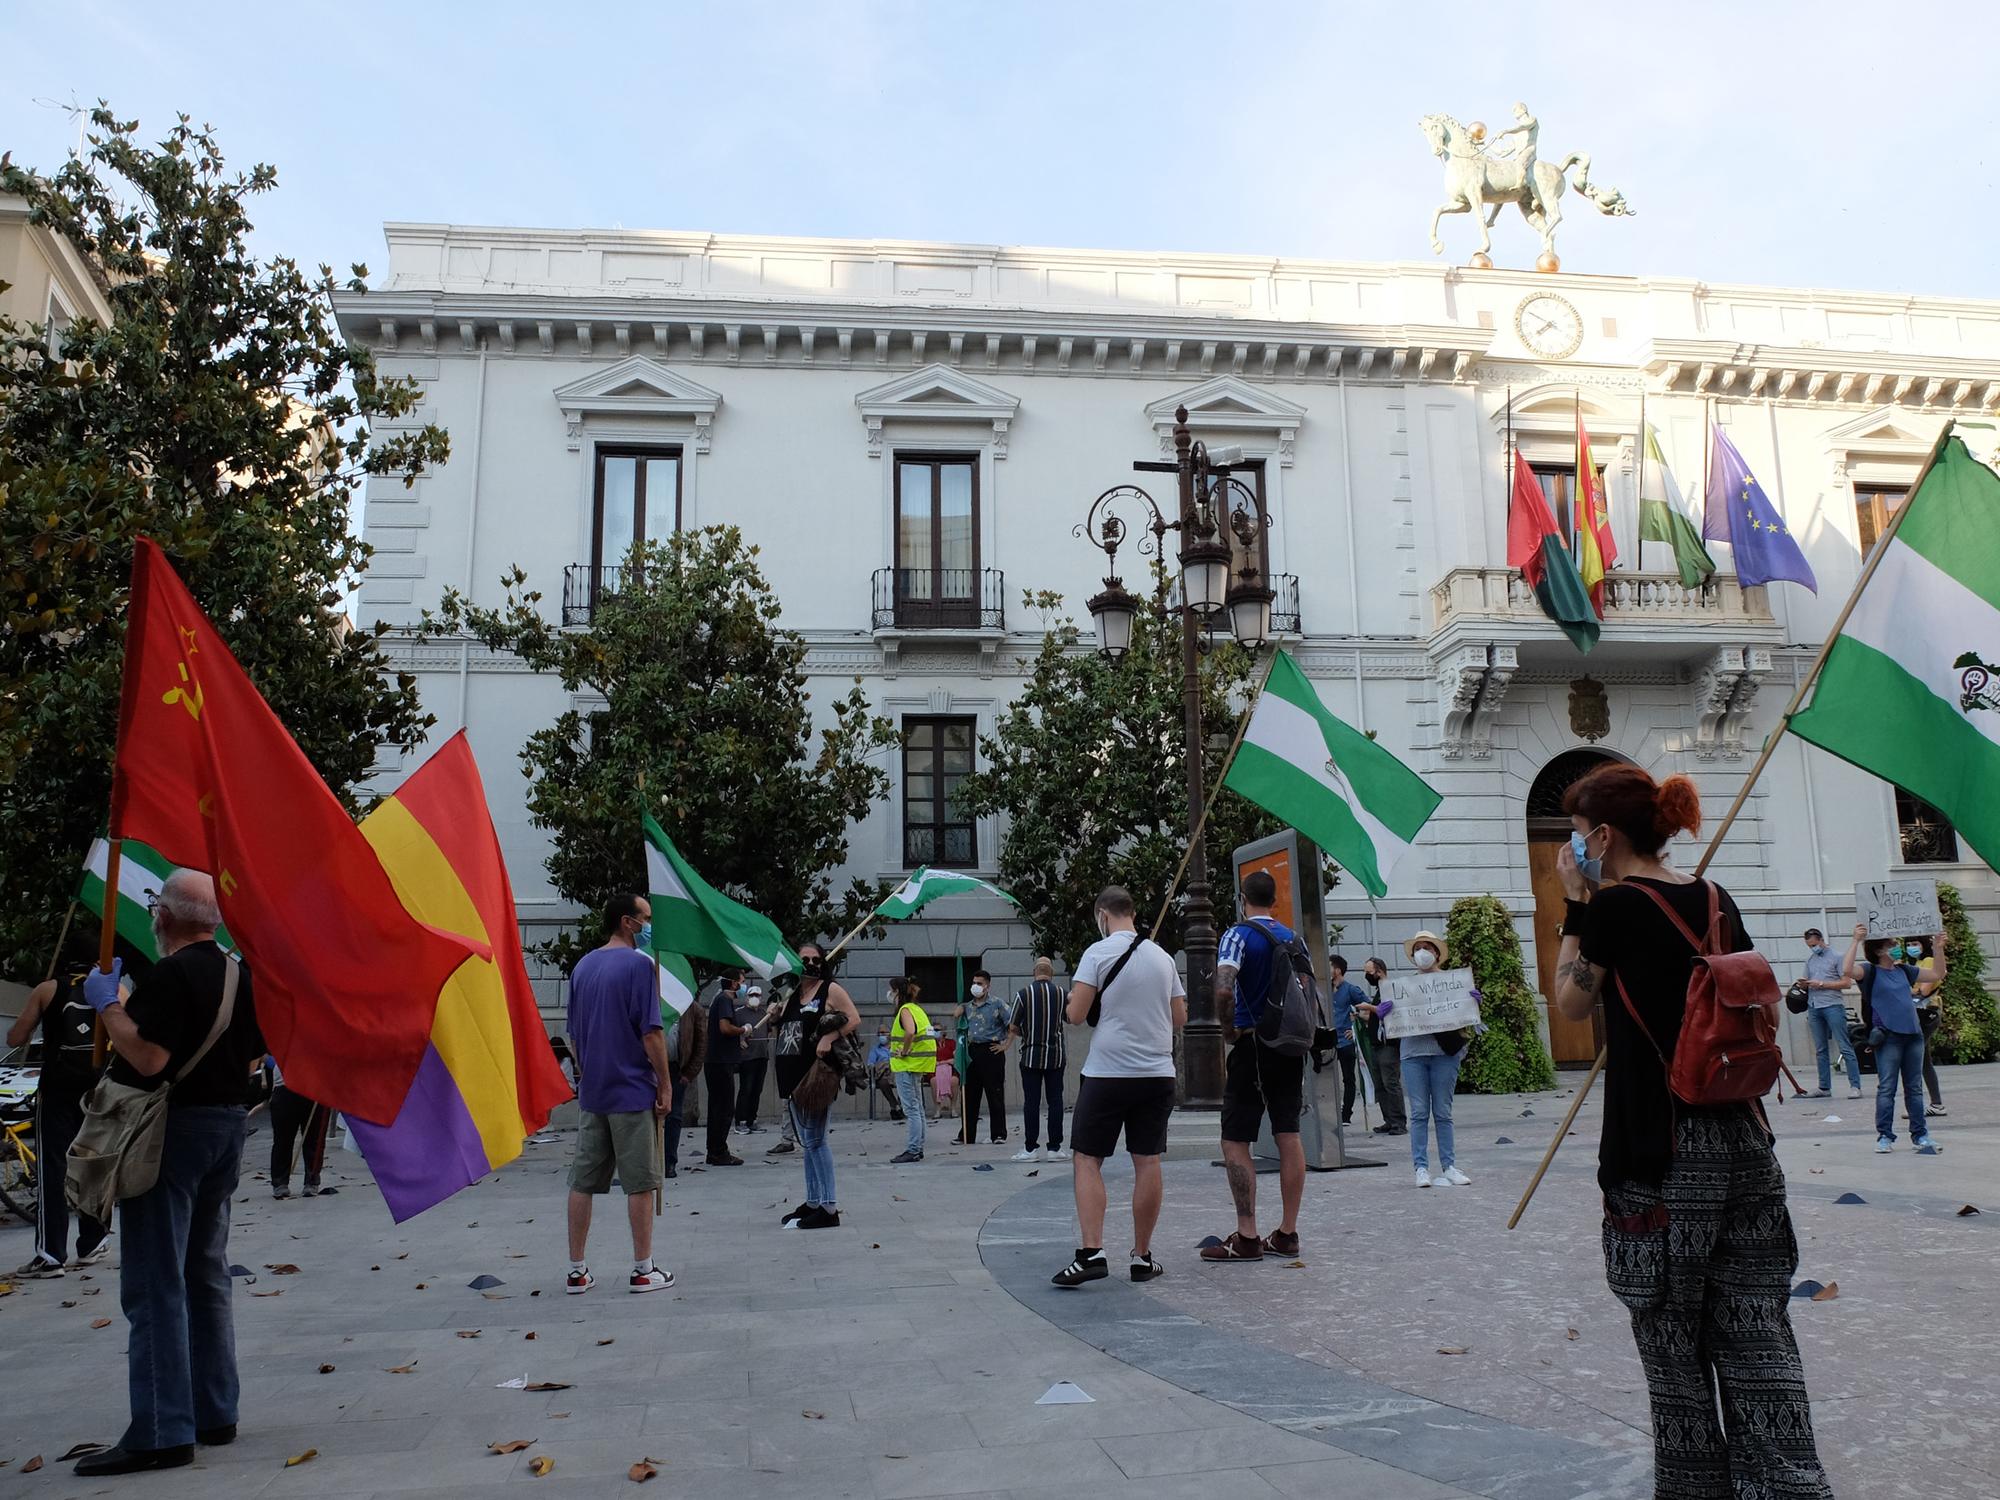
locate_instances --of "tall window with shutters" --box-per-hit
[894,456,979,627]
[1855,485,1908,556]
[592,447,682,574]
[902,717,977,868]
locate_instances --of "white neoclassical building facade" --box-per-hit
[332,224,2000,1063]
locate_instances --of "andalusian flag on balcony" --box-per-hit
[1575,413,1618,614]
[1223,651,1442,898]
[1639,427,1717,588]
[1506,448,1599,653]
[1789,436,2000,869]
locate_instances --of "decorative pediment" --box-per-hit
[1824,407,1944,489]
[854,364,1020,458]
[1147,377,1305,465]
[552,356,722,451]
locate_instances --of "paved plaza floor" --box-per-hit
[1,1065,1994,1499]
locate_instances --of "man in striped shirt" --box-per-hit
[1007,958,1069,1163]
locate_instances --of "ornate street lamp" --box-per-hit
[1072,406,1272,1107]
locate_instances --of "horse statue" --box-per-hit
[1419,110,1633,268]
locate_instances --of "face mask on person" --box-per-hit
[1570,826,1605,885]
[635,920,653,951]
[801,954,824,977]
[1888,944,1906,962]
[1095,911,1110,940]
[1412,948,1439,972]
[970,983,986,999]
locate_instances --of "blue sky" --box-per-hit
[5,0,1996,298]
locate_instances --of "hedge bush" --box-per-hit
[1447,894,1557,1094]
[1934,883,2000,1064]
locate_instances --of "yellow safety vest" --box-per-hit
[890,1002,938,1073]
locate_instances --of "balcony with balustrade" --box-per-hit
[871,566,1007,672]
[1428,566,1785,662]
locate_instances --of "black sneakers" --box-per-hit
[890,1150,923,1164]
[1129,1253,1164,1282]
[1052,1249,1108,1287]
[799,1205,841,1230]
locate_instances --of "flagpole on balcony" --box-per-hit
[1508,418,1958,1231]
[1636,389,1648,577]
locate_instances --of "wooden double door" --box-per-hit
[1527,831,1604,1067]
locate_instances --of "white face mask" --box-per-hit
[1095,912,1109,940]
[970,984,986,999]
[1412,948,1439,972]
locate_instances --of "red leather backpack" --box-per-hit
[1615,881,1783,1105]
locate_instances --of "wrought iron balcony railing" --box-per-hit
[871,567,1005,631]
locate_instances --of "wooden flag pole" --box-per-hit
[1506,420,1959,1230]
[44,900,78,984]
[89,839,123,1068]
[1150,645,1282,939]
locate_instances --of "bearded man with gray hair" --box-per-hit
[74,868,265,1476]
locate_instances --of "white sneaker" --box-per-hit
[1414,1168,1433,1189]
[1439,1166,1472,1187]
[1011,1147,1044,1163]
[72,1236,113,1268]
[1849,1087,1864,1100]
[629,1266,675,1294]
[1874,1137,1893,1154]
[1049,1147,1071,1161]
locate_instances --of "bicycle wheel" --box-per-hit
[0,1134,36,1224]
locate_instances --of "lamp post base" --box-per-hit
[1179,1020,1226,1110]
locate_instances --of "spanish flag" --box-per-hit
[1575,412,1618,615]
[351,734,574,1221]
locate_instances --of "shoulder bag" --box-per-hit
[1085,934,1144,1028]
[67,958,240,1225]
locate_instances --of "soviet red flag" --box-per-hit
[110,538,477,1123]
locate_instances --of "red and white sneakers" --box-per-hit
[629,1266,675,1294]
[566,1267,596,1295]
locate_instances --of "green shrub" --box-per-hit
[1447,894,1557,1094]
[1934,883,2000,1064]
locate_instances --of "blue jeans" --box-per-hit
[1806,1005,1860,1094]
[1401,1051,1464,1172]
[893,1072,927,1155]
[1019,1064,1065,1151]
[118,1104,246,1450]
[1873,1030,1928,1143]
[790,1100,835,1207]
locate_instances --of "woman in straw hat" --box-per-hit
[1376,931,1471,1189]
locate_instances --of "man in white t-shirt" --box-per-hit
[1051,886,1185,1289]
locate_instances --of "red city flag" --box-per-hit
[111,539,478,1123]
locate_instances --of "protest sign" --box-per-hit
[1381,967,1481,1040]
[1856,879,1941,939]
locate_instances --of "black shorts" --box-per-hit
[1221,1035,1306,1143]
[1070,1075,1177,1159]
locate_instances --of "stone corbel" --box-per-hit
[1452,351,1474,383]
[1692,646,1769,758]
[688,324,706,360]
[564,413,584,451]
[537,321,555,355]
[874,330,890,364]
[1200,341,1217,375]
[693,413,714,456]
[378,318,399,351]
[613,323,632,357]
[418,319,437,353]
[1164,341,1182,374]
[948,332,965,365]
[652,323,671,356]
[723,325,742,362]
[574,322,593,357]
[991,417,1011,460]
[1437,643,1511,759]
[987,334,1002,368]
[1261,346,1280,380]
[1388,348,1409,381]
[1130,339,1148,374]
[1468,645,1517,755]
[864,416,885,458]
[1276,430,1296,468]
[1021,335,1038,369]
[799,326,817,363]
[1293,347,1313,382]
[458,320,477,351]
[1093,338,1110,372]
[496,323,516,354]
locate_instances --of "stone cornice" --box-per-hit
[1641,338,2000,410]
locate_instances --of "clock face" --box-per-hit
[1515,293,1583,360]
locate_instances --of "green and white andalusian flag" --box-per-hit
[1790,435,2000,869]
[79,837,235,961]
[642,813,799,980]
[1639,426,1717,588]
[1222,650,1443,898]
[875,866,1016,921]
[653,949,696,1027]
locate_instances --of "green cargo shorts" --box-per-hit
[568,1108,662,1195]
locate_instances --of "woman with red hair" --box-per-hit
[1552,763,1830,1499]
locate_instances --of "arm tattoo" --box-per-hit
[1562,960,1599,996]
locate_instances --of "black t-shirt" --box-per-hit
[773,987,830,1098]
[108,941,265,1108]
[706,987,742,1071]
[1579,878,1753,1193]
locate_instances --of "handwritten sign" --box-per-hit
[1381,968,1482,1040]
[1856,879,1941,940]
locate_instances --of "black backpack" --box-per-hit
[42,969,102,1088]
[1245,924,1320,1058]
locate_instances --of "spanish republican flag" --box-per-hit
[1575,413,1619,614]
[352,734,573,1220]
[111,540,478,1124]
[1506,447,1599,654]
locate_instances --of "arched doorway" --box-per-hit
[1526,749,1619,1066]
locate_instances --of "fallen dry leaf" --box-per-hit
[1811,1281,1840,1301]
[524,1381,572,1392]
[386,1362,419,1374]
[1285,1259,1307,1268]
[524,1331,537,1341]
[628,1459,659,1482]
[266,1263,302,1275]
[251,1289,285,1298]
[22,1456,44,1474]
[61,1299,77,1308]
[414,1282,428,1290]
[371,1265,381,1271]
[891,1194,907,1202]
[91,1317,113,1329]
[802,1410,825,1420]
[318,1364,336,1374]
[530,1289,542,1297]
[457,1330,482,1339]
[528,1456,555,1477]
[596,1338,615,1347]
[1959,1204,1981,1217]
[1565,1328,1579,1341]
[396,1251,409,1259]
[1437,1346,1467,1356]
[285,1449,318,1468]
[550,1412,570,1420]
[489,1440,535,1455]
[482,1292,514,1301]
[0,1283,14,1297]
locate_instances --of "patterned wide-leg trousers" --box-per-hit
[1602,1111,1833,1500]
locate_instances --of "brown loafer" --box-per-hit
[1261,1229,1301,1257]
[1198,1231,1264,1262]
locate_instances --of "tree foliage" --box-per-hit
[1446,894,1557,1094]
[1933,883,2000,1064]
[423,528,899,968]
[954,589,1293,967]
[0,108,446,979]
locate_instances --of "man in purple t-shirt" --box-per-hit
[564,893,673,1295]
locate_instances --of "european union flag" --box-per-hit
[1703,426,1818,593]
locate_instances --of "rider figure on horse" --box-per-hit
[1490,102,1548,221]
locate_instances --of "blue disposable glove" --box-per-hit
[83,958,124,1013]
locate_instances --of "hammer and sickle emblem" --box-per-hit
[161,626,205,721]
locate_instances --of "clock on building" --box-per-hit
[1515,293,1583,360]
